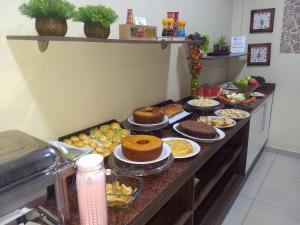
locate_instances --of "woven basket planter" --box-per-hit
[35,18,67,36]
[84,23,110,38]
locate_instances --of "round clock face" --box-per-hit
[253,12,271,30]
[250,47,268,63]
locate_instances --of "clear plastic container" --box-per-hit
[76,154,107,225]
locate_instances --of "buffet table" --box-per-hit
[43,83,275,225]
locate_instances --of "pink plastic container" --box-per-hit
[76,154,107,225]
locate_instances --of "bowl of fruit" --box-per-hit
[233,76,260,95]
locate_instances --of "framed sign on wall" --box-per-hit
[250,8,275,33]
[247,43,271,66]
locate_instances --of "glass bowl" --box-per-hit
[106,172,143,208]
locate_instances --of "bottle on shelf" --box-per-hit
[126,9,134,25]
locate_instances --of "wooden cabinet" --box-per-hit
[146,122,250,225]
[246,94,274,172]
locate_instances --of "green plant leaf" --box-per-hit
[73,5,118,27]
[217,35,227,46]
[19,0,75,20]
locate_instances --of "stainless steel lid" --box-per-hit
[0,130,62,191]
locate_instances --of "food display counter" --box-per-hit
[13,84,276,225]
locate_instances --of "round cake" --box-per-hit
[121,135,163,162]
[133,107,164,124]
[178,120,217,139]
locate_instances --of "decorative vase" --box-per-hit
[35,18,67,36]
[213,43,222,52]
[84,23,110,38]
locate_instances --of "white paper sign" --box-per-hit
[134,17,147,25]
[231,36,247,53]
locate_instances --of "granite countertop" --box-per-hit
[43,83,275,225]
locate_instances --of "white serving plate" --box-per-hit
[128,115,169,127]
[173,123,225,143]
[114,143,171,165]
[162,137,201,159]
[168,110,192,124]
[250,92,265,97]
[197,116,237,129]
[187,99,220,108]
[215,109,250,120]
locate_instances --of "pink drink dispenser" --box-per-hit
[76,154,108,225]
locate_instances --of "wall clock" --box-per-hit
[250,8,275,33]
[247,43,271,66]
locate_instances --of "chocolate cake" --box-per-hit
[177,120,217,139]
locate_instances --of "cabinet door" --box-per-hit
[246,103,266,172]
[261,95,274,145]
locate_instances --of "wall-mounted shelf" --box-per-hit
[202,53,247,60]
[6,35,203,52]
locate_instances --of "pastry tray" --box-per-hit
[108,153,174,177]
[58,119,122,141]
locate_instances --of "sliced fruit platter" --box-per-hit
[218,89,256,105]
[197,85,220,99]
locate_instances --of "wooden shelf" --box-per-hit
[202,53,247,60]
[145,178,194,225]
[173,211,193,225]
[194,145,244,209]
[196,174,244,225]
[6,35,203,52]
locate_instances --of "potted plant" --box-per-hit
[202,34,211,55]
[73,5,118,39]
[213,35,229,53]
[19,0,75,36]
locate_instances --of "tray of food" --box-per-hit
[184,98,224,112]
[161,103,192,124]
[173,120,225,143]
[215,109,250,120]
[218,89,256,106]
[188,98,220,107]
[58,120,131,158]
[90,122,131,153]
[108,135,174,176]
[197,85,220,99]
[197,116,236,129]
[162,137,201,159]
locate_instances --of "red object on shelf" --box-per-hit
[126,9,134,25]
[167,12,179,36]
[198,86,220,98]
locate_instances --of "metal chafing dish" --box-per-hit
[0,130,73,225]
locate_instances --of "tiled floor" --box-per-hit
[222,149,300,225]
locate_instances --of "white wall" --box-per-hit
[231,0,300,153]
[0,0,234,140]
